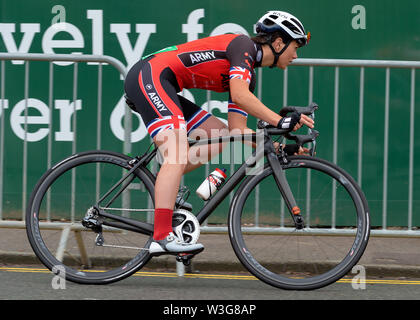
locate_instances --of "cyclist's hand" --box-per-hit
[275,143,311,156]
[277,111,301,131]
[282,144,310,156]
[277,112,315,132]
[297,146,311,156]
[299,114,315,130]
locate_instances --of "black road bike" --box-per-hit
[26,103,370,290]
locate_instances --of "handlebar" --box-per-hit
[258,102,318,130]
[278,102,319,117]
[258,102,319,151]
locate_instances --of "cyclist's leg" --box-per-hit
[150,127,203,254]
[180,94,229,173]
[153,127,188,233]
[124,59,203,253]
[125,59,185,211]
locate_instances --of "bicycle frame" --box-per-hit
[93,127,305,235]
[192,129,301,226]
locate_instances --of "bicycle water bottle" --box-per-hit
[196,168,227,200]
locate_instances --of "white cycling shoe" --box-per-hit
[149,232,204,255]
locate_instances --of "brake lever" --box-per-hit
[284,130,319,157]
[258,102,319,157]
[285,130,319,145]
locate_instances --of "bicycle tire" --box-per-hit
[228,156,370,290]
[26,150,156,285]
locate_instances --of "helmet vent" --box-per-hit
[282,20,301,35]
[263,18,275,26]
[290,18,305,34]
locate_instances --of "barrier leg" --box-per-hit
[74,230,91,268]
[55,226,71,262]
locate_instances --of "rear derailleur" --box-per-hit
[81,206,104,246]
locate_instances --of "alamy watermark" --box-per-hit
[154,127,265,176]
[351,5,366,30]
[51,5,66,30]
[351,265,366,290]
[51,265,66,289]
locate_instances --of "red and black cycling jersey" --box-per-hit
[154,34,261,93]
[124,34,262,138]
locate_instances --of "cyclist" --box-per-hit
[124,10,314,255]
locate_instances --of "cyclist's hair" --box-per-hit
[251,31,290,45]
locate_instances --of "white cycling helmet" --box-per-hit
[256,10,310,47]
[255,10,310,68]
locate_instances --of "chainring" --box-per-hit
[172,209,200,244]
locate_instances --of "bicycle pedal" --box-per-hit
[176,254,192,266]
[176,249,203,266]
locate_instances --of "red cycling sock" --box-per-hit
[153,208,173,241]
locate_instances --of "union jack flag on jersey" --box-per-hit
[228,99,248,118]
[229,66,252,84]
[146,115,186,138]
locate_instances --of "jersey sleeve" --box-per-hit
[226,35,258,118]
[226,35,257,85]
[228,97,248,118]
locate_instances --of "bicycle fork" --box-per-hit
[266,146,305,229]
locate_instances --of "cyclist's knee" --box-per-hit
[154,129,189,165]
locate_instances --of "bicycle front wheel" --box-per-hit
[26,150,156,284]
[228,156,370,290]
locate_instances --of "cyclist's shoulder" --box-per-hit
[224,34,258,69]
[226,34,257,56]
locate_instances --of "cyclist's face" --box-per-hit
[276,40,299,70]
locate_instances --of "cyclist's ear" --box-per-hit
[271,36,284,51]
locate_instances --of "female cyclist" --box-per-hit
[124,10,314,255]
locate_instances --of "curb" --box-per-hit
[1,251,420,279]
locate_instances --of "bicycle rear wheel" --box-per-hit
[228,156,370,290]
[26,150,155,284]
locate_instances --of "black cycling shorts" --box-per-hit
[124,57,211,138]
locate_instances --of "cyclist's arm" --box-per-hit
[230,78,314,130]
[226,36,281,127]
[227,110,257,149]
[228,77,279,149]
[227,82,256,147]
[229,78,281,126]
[228,109,311,154]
